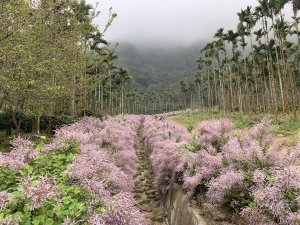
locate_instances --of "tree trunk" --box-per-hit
[0,98,4,109]
[229,66,233,112]
[242,48,249,113]
[288,64,298,119]
[237,66,243,113]
[11,109,22,135]
[109,70,113,115]
[263,15,278,113]
[207,71,210,112]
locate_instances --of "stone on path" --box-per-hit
[134,127,168,225]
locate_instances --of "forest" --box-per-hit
[1,0,300,225]
[115,42,199,89]
[114,0,300,117]
[193,0,300,116]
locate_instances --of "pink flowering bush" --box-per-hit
[143,116,300,224]
[0,216,19,225]
[59,115,147,224]
[89,193,149,225]
[241,166,300,225]
[142,116,192,193]
[21,176,60,210]
[0,137,37,172]
[195,119,234,153]
[0,192,14,211]
[0,115,148,225]
[2,114,300,225]
[68,148,133,194]
[191,119,300,224]
[177,149,223,195]
[206,170,245,204]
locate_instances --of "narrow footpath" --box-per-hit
[134,127,168,225]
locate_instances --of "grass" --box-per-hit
[169,111,300,143]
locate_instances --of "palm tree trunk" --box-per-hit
[237,66,243,113]
[207,71,212,113]
[288,63,298,119]
[243,49,249,113]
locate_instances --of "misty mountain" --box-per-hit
[115,42,204,89]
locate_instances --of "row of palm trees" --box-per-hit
[185,0,300,116]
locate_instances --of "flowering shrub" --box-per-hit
[242,165,300,225]
[0,115,148,225]
[142,116,300,225]
[21,176,59,211]
[0,137,37,172]
[142,116,192,193]
[89,193,149,225]
[0,140,87,224]
[195,119,234,153]
[0,192,14,212]
[2,114,300,225]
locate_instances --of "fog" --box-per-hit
[86,0,294,47]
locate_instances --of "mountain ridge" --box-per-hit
[114,41,205,89]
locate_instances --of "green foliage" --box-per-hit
[0,141,90,224]
[0,0,121,128]
[22,143,79,180]
[0,185,88,225]
[0,166,20,192]
[212,137,229,153]
[284,188,299,212]
[223,185,254,211]
[178,142,202,154]
[0,131,12,153]
[187,124,194,133]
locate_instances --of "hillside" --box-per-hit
[115,42,203,89]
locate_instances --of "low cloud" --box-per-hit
[87,0,294,46]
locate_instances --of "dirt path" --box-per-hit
[134,128,168,225]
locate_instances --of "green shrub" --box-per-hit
[0,141,90,224]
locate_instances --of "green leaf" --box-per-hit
[32,220,40,225]
[45,218,54,225]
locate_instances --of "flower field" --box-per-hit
[1,115,300,225]
[0,116,148,225]
[143,116,300,225]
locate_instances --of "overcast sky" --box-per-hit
[86,0,293,46]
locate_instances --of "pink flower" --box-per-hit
[97,193,149,225]
[249,117,273,147]
[253,186,287,217]
[195,119,234,150]
[22,176,59,210]
[0,137,36,172]
[0,192,14,211]
[206,170,244,204]
[253,170,266,188]
[0,217,19,225]
[241,207,276,225]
